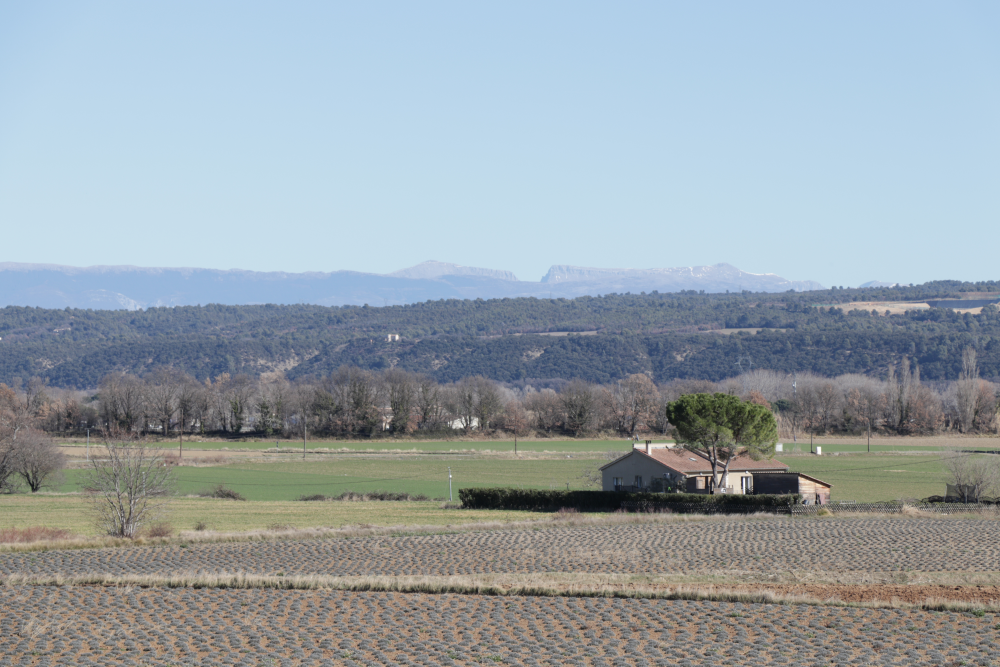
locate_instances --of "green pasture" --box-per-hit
[0,496,539,536]
[57,456,600,501]
[58,438,637,454]
[55,450,968,503]
[778,442,1000,454]
[788,453,965,501]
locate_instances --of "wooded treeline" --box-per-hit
[11,347,999,441]
[1,280,999,388]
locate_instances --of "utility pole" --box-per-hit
[792,372,797,444]
[448,467,453,502]
[179,408,183,461]
[85,426,90,462]
[303,416,307,460]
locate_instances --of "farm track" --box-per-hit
[1,518,998,578]
[4,517,1000,666]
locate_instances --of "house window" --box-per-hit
[695,477,705,490]
[634,476,643,489]
[741,476,751,494]
[612,477,624,490]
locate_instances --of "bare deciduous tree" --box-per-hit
[472,376,505,432]
[146,367,182,437]
[501,399,530,437]
[954,347,997,433]
[945,451,1000,503]
[13,428,65,492]
[415,375,447,430]
[85,427,173,538]
[525,389,562,433]
[99,374,147,432]
[606,374,659,437]
[561,380,598,435]
[386,369,416,434]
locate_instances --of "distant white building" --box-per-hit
[386,333,400,342]
[448,417,479,430]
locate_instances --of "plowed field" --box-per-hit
[4,517,1000,666]
[4,587,1000,667]
[2,517,998,578]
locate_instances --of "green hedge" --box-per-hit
[458,488,800,511]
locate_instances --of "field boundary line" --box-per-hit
[3,572,998,614]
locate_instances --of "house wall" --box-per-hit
[684,472,753,495]
[750,473,831,504]
[751,473,799,495]
[601,453,679,492]
[798,478,831,505]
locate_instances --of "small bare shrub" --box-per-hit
[144,522,174,538]
[0,526,72,543]
[193,521,208,531]
[267,523,296,532]
[198,485,246,501]
[85,427,173,538]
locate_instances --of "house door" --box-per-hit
[741,476,751,494]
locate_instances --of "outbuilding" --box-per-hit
[600,442,789,494]
[752,472,832,505]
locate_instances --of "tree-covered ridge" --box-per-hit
[0,280,998,388]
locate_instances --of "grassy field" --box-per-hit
[1,446,975,538]
[56,456,601,501]
[0,495,540,536]
[49,451,965,503]
[785,453,961,501]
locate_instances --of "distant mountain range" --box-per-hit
[0,261,826,310]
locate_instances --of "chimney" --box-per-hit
[645,440,651,455]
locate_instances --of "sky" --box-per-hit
[1,2,998,288]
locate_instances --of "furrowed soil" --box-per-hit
[4,516,1000,666]
[5,587,1000,667]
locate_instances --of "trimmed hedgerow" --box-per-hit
[458,488,799,512]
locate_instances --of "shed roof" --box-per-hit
[755,471,832,488]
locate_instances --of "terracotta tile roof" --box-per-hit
[645,448,789,474]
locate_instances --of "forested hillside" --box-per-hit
[0,280,998,388]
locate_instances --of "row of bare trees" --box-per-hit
[0,381,66,493]
[11,350,1000,441]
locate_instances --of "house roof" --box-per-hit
[600,447,789,474]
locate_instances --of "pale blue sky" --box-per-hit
[1,2,998,287]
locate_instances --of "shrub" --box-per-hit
[458,488,800,512]
[193,521,208,531]
[0,526,72,543]
[298,490,431,502]
[144,522,174,538]
[197,485,246,501]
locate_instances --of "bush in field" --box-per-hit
[198,485,246,501]
[144,522,174,538]
[297,490,431,502]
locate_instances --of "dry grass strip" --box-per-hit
[3,571,997,615]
